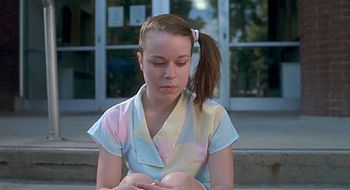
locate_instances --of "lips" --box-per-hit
[160,85,177,88]
[159,85,178,93]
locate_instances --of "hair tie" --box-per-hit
[191,29,199,42]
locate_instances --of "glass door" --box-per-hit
[23,0,299,112]
[24,0,166,112]
[97,0,153,110]
[228,0,300,111]
[97,0,230,110]
[169,0,230,107]
[24,0,97,111]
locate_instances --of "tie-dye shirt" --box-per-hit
[88,85,239,189]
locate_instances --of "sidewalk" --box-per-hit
[0,111,349,186]
[0,111,349,149]
[0,180,349,190]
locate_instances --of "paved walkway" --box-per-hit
[0,180,348,190]
[0,111,349,150]
[1,111,350,187]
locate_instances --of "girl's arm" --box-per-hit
[96,147,123,190]
[208,146,234,190]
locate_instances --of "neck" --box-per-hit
[142,91,180,114]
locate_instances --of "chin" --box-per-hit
[158,92,181,101]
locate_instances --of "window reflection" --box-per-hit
[27,0,45,49]
[229,0,298,42]
[230,46,299,97]
[26,51,95,99]
[171,0,220,98]
[229,0,300,98]
[171,0,219,41]
[106,50,143,98]
[106,0,152,45]
[27,52,46,99]
[56,0,95,46]
[57,51,95,99]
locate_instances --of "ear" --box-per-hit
[137,52,143,71]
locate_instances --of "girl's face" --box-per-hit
[138,31,192,103]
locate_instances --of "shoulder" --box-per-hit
[106,97,134,114]
[194,98,227,120]
[184,89,227,119]
[189,98,232,140]
[187,92,229,128]
[102,96,135,123]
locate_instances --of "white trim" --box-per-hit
[95,0,106,111]
[106,45,138,49]
[230,41,300,47]
[218,0,230,109]
[230,98,300,111]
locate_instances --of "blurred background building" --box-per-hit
[0,0,349,116]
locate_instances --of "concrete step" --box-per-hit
[0,147,349,186]
[0,180,348,190]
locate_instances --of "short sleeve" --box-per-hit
[87,114,122,157]
[208,111,239,154]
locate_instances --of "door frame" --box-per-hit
[22,0,300,112]
[96,0,300,111]
[97,0,231,111]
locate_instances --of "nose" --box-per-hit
[164,63,176,79]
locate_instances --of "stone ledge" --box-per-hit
[0,147,349,185]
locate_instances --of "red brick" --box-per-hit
[0,0,19,112]
[299,0,350,116]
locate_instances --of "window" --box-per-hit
[229,0,299,97]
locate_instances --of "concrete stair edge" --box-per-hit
[0,147,349,185]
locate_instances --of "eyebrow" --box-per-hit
[149,55,190,59]
[178,55,190,59]
[149,55,164,59]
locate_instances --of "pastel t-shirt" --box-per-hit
[88,85,239,189]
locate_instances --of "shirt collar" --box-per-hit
[132,84,189,167]
[133,84,164,167]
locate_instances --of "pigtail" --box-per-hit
[190,32,222,110]
[138,14,222,111]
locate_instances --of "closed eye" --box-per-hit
[176,62,187,67]
[153,62,165,66]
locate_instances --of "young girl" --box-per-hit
[88,14,239,190]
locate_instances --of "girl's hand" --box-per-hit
[111,184,145,190]
[134,181,176,190]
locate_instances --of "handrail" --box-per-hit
[42,0,61,140]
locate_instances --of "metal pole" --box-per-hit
[42,0,61,140]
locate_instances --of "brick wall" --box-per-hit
[298,0,350,116]
[0,1,19,111]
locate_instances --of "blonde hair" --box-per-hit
[138,14,222,110]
